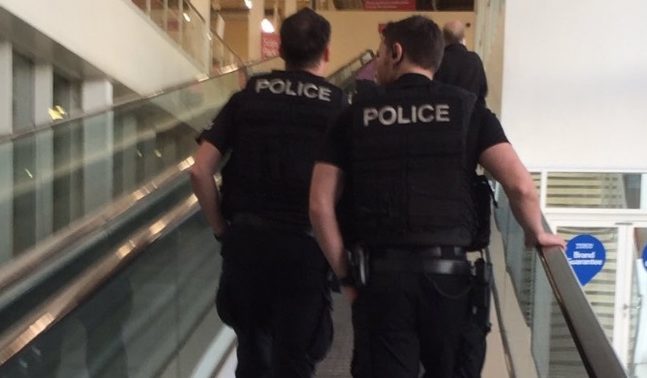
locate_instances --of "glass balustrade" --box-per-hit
[0,69,241,267]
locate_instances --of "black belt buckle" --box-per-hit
[417,246,466,259]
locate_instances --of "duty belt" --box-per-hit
[370,246,470,275]
[231,213,313,235]
[372,246,467,260]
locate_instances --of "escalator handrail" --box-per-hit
[327,49,375,84]
[0,54,375,366]
[0,193,201,365]
[535,220,627,377]
[0,157,195,298]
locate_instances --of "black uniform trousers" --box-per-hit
[215,223,332,378]
[351,251,472,378]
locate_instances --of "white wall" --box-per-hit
[0,0,204,95]
[501,0,647,171]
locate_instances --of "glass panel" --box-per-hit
[181,1,209,70]
[631,227,647,377]
[53,73,82,120]
[130,0,211,70]
[555,226,618,340]
[12,137,36,255]
[12,52,34,131]
[0,69,241,264]
[149,0,167,30]
[52,120,83,232]
[166,0,181,43]
[211,34,242,72]
[494,190,594,377]
[0,212,226,378]
[546,172,643,209]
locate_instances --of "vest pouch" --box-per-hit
[467,175,497,251]
[352,165,405,235]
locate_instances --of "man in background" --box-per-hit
[435,20,488,105]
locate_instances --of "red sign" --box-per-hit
[364,0,415,10]
[261,32,280,59]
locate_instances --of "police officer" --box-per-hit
[190,9,344,377]
[309,16,564,378]
[435,20,488,106]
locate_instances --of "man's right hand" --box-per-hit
[342,286,358,303]
[213,224,229,242]
[526,231,566,249]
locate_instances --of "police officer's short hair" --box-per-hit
[382,16,445,72]
[280,8,331,69]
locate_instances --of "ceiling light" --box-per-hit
[261,18,275,33]
[183,12,191,22]
[244,0,253,9]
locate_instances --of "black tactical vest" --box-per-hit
[350,78,477,246]
[221,71,344,225]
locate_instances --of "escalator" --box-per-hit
[1,47,629,377]
[0,51,374,378]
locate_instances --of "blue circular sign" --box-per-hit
[642,244,647,272]
[565,234,606,286]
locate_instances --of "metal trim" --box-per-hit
[0,196,200,365]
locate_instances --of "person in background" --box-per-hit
[435,20,488,106]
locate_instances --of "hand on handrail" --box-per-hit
[526,231,566,249]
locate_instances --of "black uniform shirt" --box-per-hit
[435,43,488,106]
[198,70,345,225]
[318,73,508,171]
[199,71,346,152]
[197,90,242,154]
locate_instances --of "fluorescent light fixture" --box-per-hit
[183,12,191,22]
[261,18,275,33]
[244,0,253,9]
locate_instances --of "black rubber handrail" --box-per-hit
[536,229,627,377]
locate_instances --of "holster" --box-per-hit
[471,257,492,333]
[347,244,370,288]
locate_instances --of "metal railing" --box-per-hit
[130,0,242,73]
